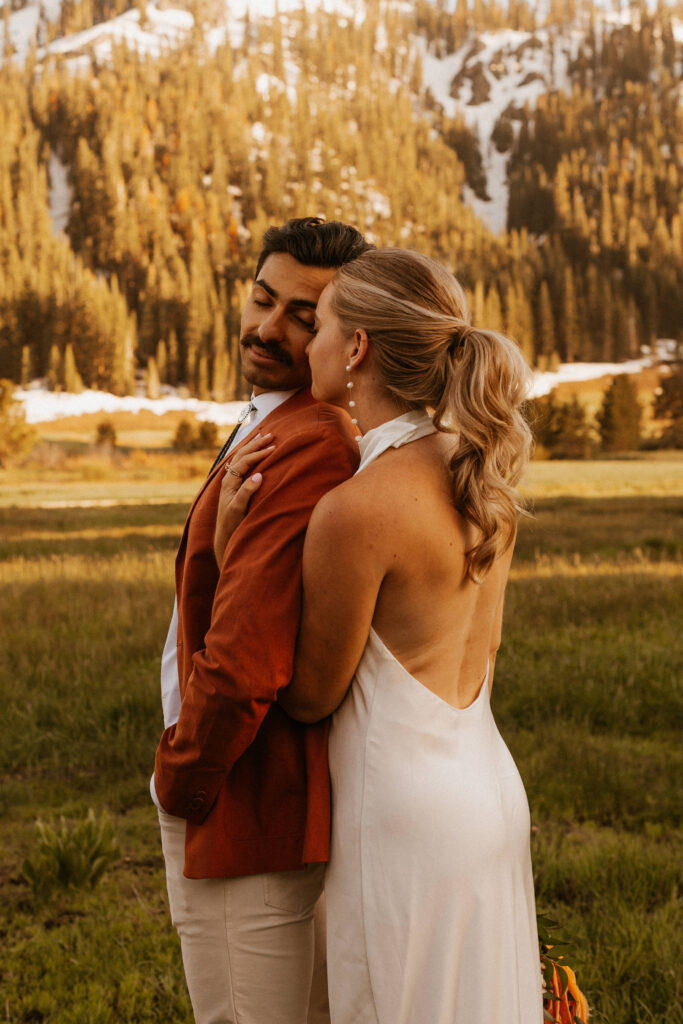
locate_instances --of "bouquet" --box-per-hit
[538,913,590,1024]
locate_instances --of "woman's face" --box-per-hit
[306,282,352,407]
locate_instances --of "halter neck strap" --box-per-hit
[356,409,437,474]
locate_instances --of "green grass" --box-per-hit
[0,484,681,1022]
[515,495,683,563]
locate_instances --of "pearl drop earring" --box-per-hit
[346,363,361,441]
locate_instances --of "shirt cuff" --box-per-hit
[149,771,163,811]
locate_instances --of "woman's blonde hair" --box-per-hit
[331,248,532,582]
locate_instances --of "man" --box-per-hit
[151,217,371,1024]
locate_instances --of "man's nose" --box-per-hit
[258,306,286,342]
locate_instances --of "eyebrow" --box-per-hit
[254,277,318,311]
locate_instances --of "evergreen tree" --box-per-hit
[173,418,196,451]
[536,280,557,366]
[156,339,168,384]
[553,396,592,458]
[197,419,218,450]
[562,266,580,362]
[0,379,37,467]
[484,286,504,333]
[47,343,62,391]
[0,0,679,399]
[600,277,615,362]
[196,350,210,401]
[167,328,180,387]
[20,346,31,387]
[211,310,229,402]
[146,355,160,399]
[598,375,642,452]
[63,343,84,393]
[653,364,683,448]
[95,419,117,446]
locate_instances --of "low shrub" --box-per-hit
[22,808,120,896]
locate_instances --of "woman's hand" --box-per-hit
[214,432,275,566]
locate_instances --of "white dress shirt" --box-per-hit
[151,390,297,809]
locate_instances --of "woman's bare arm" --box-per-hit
[278,486,384,722]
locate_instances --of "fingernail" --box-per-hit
[252,473,262,483]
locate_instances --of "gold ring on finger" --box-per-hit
[226,466,242,479]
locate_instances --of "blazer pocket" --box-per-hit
[263,863,324,916]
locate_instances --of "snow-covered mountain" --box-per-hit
[418,28,581,232]
[4,0,681,236]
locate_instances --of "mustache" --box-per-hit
[241,334,294,367]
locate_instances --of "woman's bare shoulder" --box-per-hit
[310,439,449,541]
[311,466,386,528]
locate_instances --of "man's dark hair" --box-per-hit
[255,217,373,277]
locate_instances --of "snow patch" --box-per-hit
[417,25,582,232]
[48,149,71,235]
[530,358,655,399]
[15,351,669,425]
[223,0,361,20]
[16,385,248,426]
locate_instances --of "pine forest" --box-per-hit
[0,0,681,399]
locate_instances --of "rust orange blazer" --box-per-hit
[154,389,359,879]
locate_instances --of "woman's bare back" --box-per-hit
[342,431,513,708]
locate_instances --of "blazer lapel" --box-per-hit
[175,388,316,570]
[208,388,316,483]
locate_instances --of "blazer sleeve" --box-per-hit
[153,414,358,822]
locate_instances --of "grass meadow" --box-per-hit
[1,457,681,1023]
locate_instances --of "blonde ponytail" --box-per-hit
[433,324,532,581]
[331,248,533,582]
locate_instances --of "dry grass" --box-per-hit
[35,408,236,449]
[511,555,683,579]
[2,448,682,509]
[521,456,683,497]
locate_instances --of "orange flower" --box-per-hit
[544,962,590,1023]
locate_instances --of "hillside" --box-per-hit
[0,0,681,399]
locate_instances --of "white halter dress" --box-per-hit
[325,410,543,1024]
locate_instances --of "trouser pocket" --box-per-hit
[263,863,325,916]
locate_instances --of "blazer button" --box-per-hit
[188,790,207,814]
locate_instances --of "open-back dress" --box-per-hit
[324,410,543,1024]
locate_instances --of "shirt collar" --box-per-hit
[250,389,299,418]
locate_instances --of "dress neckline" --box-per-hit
[368,627,490,714]
[356,409,436,474]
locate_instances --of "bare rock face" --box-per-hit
[519,70,546,87]
[468,62,491,104]
[449,38,487,100]
[491,116,514,153]
[489,48,508,80]
[514,35,544,58]
[449,61,491,105]
[501,99,527,121]
[463,38,487,63]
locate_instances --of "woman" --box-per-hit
[215,248,543,1023]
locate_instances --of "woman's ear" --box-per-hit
[349,328,369,370]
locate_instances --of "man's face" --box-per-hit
[240,253,336,394]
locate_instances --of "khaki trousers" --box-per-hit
[159,808,330,1024]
